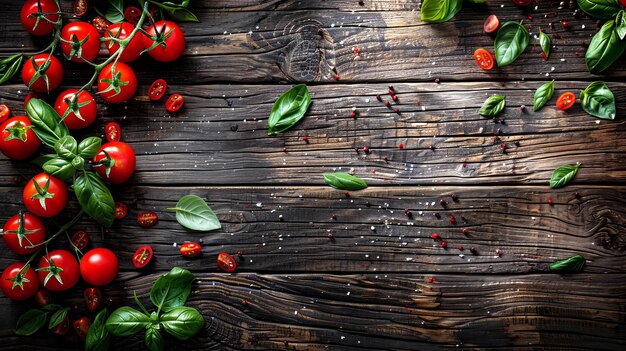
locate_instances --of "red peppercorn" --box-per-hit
[392,95,398,102]
[439,199,447,206]
[441,241,447,248]
[241,300,247,305]
[398,143,404,149]
[548,199,553,205]
[541,52,548,60]
[427,277,437,283]
[351,112,357,118]
[328,233,334,239]
[283,147,287,152]
[416,101,421,105]
[394,108,400,114]
[363,146,369,153]
[431,233,439,240]
[457,246,464,251]
[451,194,458,201]
[376,95,382,102]
[383,156,388,162]
[385,101,391,108]
[462,163,467,168]
[429,144,434,150]
[561,20,569,29]
[462,228,469,234]
[470,247,477,254]
[574,192,581,198]
[303,136,309,142]
[331,214,337,220]
[354,47,360,55]
[237,251,243,256]
[343,191,350,197]
[495,248,502,256]
[334,75,340,80]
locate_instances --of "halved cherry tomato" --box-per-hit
[148,79,167,101]
[132,245,153,269]
[484,14,499,34]
[556,92,576,111]
[0,104,10,123]
[73,317,91,341]
[51,316,70,336]
[180,242,201,258]
[91,16,111,33]
[83,287,101,311]
[74,0,88,17]
[105,122,121,142]
[34,289,52,307]
[165,94,184,113]
[124,6,142,25]
[474,48,495,71]
[70,230,89,251]
[217,252,237,272]
[115,202,128,219]
[138,211,158,227]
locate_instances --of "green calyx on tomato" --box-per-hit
[3,120,33,142]
[3,212,41,248]
[30,177,55,211]
[5,263,34,291]
[62,33,92,62]
[61,95,92,122]
[99,70,130,99]
[93,149,116,178]
[144,22,175,52]
[36,256,65,288]
[25,56,51,92]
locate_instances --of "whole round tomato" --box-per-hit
[143,20,186,62]
[37,250,80,291]
[104,22,144,62]
[51,316,69,336]
[54,89,97,130]
[2,213,46,255]
[20,0,60,36]
[80,248,119,286]
[23,173,68,218]
[0,263,39,301]
[60,21,101,63]
[34,288,52,307]
[97,63,138,104]
[22,54,64,93]
[0,104,10,123]
[93,141,136,184]
[0,116,41,160]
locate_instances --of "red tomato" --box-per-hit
[148,79,167,101]
[132,246,153,269]
[115,202,128,219]
[474,48,495,71]
[165,94,184,113]
[180,242,201,258]
[51,316,69,336]
[20,0,60,36]
[217,252,237,272]
[91,16,111,33]
[84,287,102,311]
[54,89,97,130]
[38,250,80,291]
[74,317,91,341]
[2,213,46,255]
[0,104,10,123]
[137,211,158,227]
[22,54,64,93]
[143,20,186,62]
[104,22,144,62]
[23,173,68,218]
[125,6,142,25]
[74,0,88,17]
[34,289,52,307]
[80,248,119,286]
[556,92,576,111]
[93,141,136,184]
[512,0,533,6]
[97,63,138,104]
[60,22,101,63]
[484,15,500,34]
[0,263,39,301]
[70,230,89,251]
[105,122,122,142]
[621,0,626,6]
[0,116,41,160]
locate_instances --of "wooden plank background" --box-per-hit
[0,0,625,350]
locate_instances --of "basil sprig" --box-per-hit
[323,172,368,190]
[420,0,463,23]
[533,80,555,111]
[549,255,586,272]
[15,304,68,336]
[549,163,581,189]
[585,19,626,73]
[168,195,221,231]
[576,0,621,20]
[494,21,529,67]
[479,95,506,117]
[0,53,23,85]
[25,98,69,148]
[268,84,311,136]
[86,309,111,351]
[580,81,616,120]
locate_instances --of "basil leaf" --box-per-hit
[539,31,551,59]
[479,95,506,117]
[160,306,204,340]
[576,0,621,20]
[494,21,529,67]
[585,19,626,73]
[168,195,221,231]
[32,154,58,167]
[42,304,63,312]
[78,137,102,159]
[420,0,463,23]
[0,54,23,85]
[533,80,555,111]
[43,158,76,180]
[105,307,150,336]
[74,171,116,228]
[323,173,368,190]
[268,84,311,136]
[150,267,195,313]
[15,309,48,336]
[104,0,124,23]
[549,255,586,272]
[26,99,70,148]
[145,326,164,351]
[86,309,110,351]
[550,163,581,189]
[580,81,616,120]
[54,136,78,160]
[617,10,626,41]
[48,307,70,329]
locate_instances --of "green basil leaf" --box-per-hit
[150,267,195,313]
[78,137,102,159]
[42,304,63,312]
[420,0,463,23]
[32,154,58,167]
[539,31,551,59]
[156,0,190,8]
[576,0,621,20]
[105,306,150,337]
[86,309,110,351]
[145,326,164,351]
[160,306,204,340]
[494,21,529,67]
[103,0,124,23]
[585,19,626,73]
[533,80,555,111]
[617,10,626,40]
[323,173,368,190]
[479,95,506,117]
[74,171,115,227]
[15,309,48,336]
[550,163,581,189]
[0,54,23,85]
[268,84,311,136]
[43,158,76,180]
[167,195,221,231]
[72,156,85,170]
[48,307,70,329]
[162,7,199,22]
[26,99,70,148]
[580,81,616,120]
[549,255,586,272]
[54,136,78,160]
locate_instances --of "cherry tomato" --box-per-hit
[556,92,576,111]
[148,79,167,101]
[80,248,119,286]
[84,287,102,311]
[0,263,39,301]
[37,250,80,292]
[70,230,89,251]
[60,22,101,63]
[74,0,88,17]
[24,92,43,108]
[217,252,237,272]
[2,213,46,255]
[93,141,136,184]
[124,6,142,25]
[34,289,52,307]
[22,54,64,93]
[621,0,626,6]
[105,122,122,142]
[180,242,201,258]
[474,48,495,71]
[104,22,144,63]
[23,173,68,218]
[97,62,138,104]
[137,211,158,227]
[0,116,41,160]
[115,202,128,219]
[51,316,69,336]
[0,104,10,123]
[484,15,499,34]
[20,0,60,36]
[132,245,153,269]
[91,16,111,33]
[74,317,91,341]
[143,20,186,62]
[165,94,184,113]
[512,0,533,7]
[54,89,97,130]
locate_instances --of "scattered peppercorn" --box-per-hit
[462,228,469,234]
[383,156,389,163]
[303,136,309,142]
[470,247,477,254]
[434,212,441,219]
[385,101,391,108]
[328,233,334,239]
[457,246,464,251]
[451,194,458,201]
[431,233,439,240]
[440,241,447,248]
[439,199,447,207]
[398,143,404,149]
[343,191,350,197]
[376,95,382,102]
[548,199,553,205]
[363,146,370,153]
[241,300,247,306]
[331,214,337,220]
[392,95,398,102]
